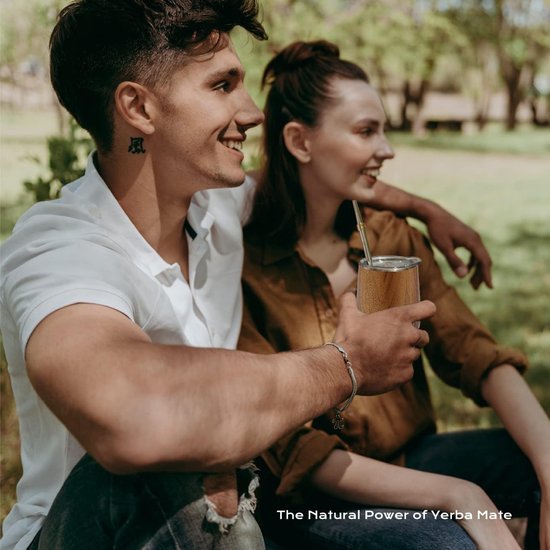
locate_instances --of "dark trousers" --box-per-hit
[29,454,265,550]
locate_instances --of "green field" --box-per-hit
[1,111,550,523]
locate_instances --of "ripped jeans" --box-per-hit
[28,454,265,550]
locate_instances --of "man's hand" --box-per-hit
[422,206,493,290]
[333,294,436,395]
[361,180,493,290]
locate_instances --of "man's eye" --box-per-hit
[214,81,231,92]
[361,128,375,136]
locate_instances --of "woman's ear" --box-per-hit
[283,121,311,164]
[114,81,155,135]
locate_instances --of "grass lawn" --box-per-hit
[1,112,549,525]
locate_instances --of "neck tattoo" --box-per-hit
[128,137,146,154]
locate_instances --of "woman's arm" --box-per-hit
[310,449,520,549]
[482,364,550,550]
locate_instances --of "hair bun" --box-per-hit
[262,40,341,86]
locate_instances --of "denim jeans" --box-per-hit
[29,454,265,550]
[257,428,540,550]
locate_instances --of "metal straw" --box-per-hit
[352,200,373,266]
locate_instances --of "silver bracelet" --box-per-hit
[325,342,358,430]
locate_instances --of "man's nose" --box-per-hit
[236,90,264,131]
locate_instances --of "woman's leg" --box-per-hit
[405,428,540,548]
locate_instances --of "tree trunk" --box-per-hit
[505,90,520,130]
[399,81,413,131]
[411,78,430,136]
[502,65,522,131]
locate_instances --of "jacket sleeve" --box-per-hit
[238,285,348,495]
[370,211,529,406]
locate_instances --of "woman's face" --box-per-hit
[300,77,394,202]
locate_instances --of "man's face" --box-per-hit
[150,35,263,196]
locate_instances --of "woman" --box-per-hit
[239,40,549,549]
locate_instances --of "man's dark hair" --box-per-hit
[50,0,267,152]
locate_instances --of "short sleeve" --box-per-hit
[2,238,138,355]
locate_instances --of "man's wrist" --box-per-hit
[409,194,440,223]
[322,344,360,400]
[325,343,357,430]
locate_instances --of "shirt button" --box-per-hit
[325,309,334,318]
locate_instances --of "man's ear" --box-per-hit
[114,81,155,135]
[283,121,311,164]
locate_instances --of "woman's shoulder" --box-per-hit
[363,207,414,235]
[363,207,430,255]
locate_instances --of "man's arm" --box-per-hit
[363,180,493,290]
[246,170,492,288]
[26,296,435,474]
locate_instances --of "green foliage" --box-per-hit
[0,0,65,79]
[23,119,92,203]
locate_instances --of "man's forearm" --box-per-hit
[367,180,439,221]
[104,343,351,472]
[29,315,351,473]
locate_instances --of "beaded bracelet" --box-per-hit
[325,342,358,430]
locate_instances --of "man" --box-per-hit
[0,1,492,548]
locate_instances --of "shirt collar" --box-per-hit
[76,153,213,280]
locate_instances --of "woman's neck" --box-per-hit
[298,190,357,297]
[299,192,343,247]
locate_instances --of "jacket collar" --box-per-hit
[261,228,369,266]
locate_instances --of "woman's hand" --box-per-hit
[453,483,520,550]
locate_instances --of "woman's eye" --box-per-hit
[361,128,375,136]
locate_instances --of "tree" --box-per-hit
[330,0,468,133]
[1,0,73,134]
[448,0,550,130]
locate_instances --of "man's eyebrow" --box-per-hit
[207,66,245,82]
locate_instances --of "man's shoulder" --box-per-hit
[4,193,119,261]
[0,193,133,300]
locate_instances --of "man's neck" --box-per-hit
[95,151,192,279]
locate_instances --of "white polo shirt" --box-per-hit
[0,155,255,550]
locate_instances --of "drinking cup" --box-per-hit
[357,256,421,320]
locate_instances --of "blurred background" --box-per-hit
[1,0,550,530]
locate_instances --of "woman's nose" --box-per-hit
[376,135,395,160]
